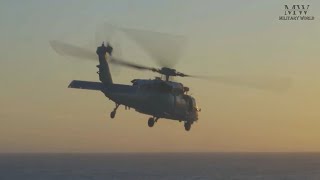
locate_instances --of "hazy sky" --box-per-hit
[0,0,320,153]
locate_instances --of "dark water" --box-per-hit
[0,153,320,180]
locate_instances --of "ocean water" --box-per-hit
[0,153,319,180]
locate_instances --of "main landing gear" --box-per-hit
[110,104,120,119]
[184,121,192,131]
[148,117,159,127]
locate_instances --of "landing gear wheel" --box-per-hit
[184,122,191,131]
[110,111,116,119]
[110,104,120,119]
[148,118,155,127]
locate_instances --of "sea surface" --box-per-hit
[0,153,319,180]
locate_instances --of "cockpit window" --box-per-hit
[172,88,184,95]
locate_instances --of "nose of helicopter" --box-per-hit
[192,107,200,121]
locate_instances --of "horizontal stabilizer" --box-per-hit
[68,80,104,90]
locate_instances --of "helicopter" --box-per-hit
[50,27,291,131]
[51,40,201,131]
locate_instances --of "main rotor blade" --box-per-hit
[50,40,158,72]
[50,40,96,61]
[119,27,187,68]
[187,75,292,92]
[109,57,158,72]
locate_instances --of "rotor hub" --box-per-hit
[159,67,177,77]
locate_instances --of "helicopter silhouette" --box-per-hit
[50,27,291,131]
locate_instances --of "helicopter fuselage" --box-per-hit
[102,80,199,122]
